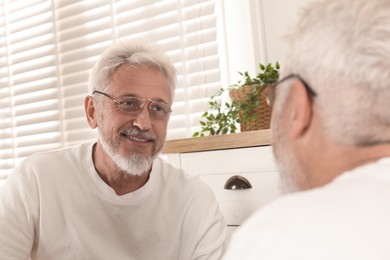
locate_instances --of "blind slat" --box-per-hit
[0,0,220,179]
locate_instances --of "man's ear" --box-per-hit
[289,80,313,139]
[85,96,98,129]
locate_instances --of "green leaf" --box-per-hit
[193,61,279,136]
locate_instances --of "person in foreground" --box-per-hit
[223,0,390,259]
[0,40,227,259]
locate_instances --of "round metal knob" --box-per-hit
[224,175,252,190]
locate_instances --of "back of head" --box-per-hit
[281,0,390,146]
[88,40,176,96]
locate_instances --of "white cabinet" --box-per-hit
[164,144,281,227]
[163,129,281,239]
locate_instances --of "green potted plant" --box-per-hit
[193,62,279,137]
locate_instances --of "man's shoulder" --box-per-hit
[242,172,390,233]
[251,181,361,220]
[23,142,92,163]
[230,171,390,260]
[157,157,216,198]
[15,142,94,176]
[160,157,210,181]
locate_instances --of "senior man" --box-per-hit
[0,40,227,260]
[223,0,390,259]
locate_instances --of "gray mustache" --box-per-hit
[121,127,157,141]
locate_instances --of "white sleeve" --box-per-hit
[191,194,228,260]
[0,164,39,259]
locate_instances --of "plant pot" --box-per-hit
[229,84,272,132]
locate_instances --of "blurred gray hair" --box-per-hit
[279,0,390,146]
[88,40,176,97]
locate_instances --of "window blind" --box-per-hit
[0,0,221,184]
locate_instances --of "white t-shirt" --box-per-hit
[223,157,390,260]
[0,142,227,260]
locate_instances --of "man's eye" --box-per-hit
[120,99,139,109]
[151,103,167,113]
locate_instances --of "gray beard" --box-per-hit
[98,128,159,176]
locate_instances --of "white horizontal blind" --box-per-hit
[113,0,221,139]
[54,0,111,147]
[0,0,62,184]
[0,0,220,183]
[0,0,10,182]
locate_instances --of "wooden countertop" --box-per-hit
[162,129,271,153]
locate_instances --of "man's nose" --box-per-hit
[132,106,152,131]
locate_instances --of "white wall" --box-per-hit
[217,0,264,86]
[262,0,314,63]
[219,0,315,85]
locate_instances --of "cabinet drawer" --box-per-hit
[200,171,280,225]
[163,145,281,225]
[180,146,276,176]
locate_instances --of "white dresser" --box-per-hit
[162,130,281,236]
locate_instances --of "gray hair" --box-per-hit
[279,0,390,146]
[88,40,176,97]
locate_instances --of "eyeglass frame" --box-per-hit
[92,90,172,120]
[266,74,317,107]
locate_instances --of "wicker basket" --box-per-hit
[229,84,272,132]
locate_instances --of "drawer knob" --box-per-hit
[224,175,252,190]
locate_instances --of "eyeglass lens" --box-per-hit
[117,97,171,119]
[93,91,171,119]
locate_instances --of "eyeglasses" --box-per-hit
[92,90,172,120]
[266,74,317,107]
